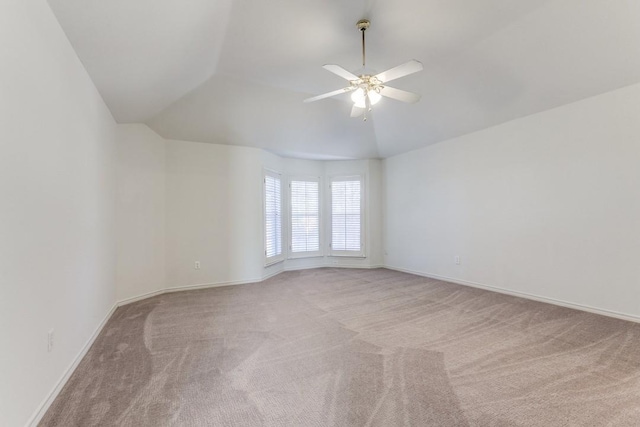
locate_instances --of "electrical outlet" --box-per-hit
[194,261,201,270]
[47,329,54,352]
[455,255,460,265]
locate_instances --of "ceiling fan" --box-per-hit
[304,19,423,121]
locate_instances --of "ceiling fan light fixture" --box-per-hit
[351,88,381,109]
[303,19,423,120]
[351,88,366,105]
[368,90,382,105]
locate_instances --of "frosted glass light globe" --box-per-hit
[368,90,381,105]
[351,88,381,108]
[351,88,366,108]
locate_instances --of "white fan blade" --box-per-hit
[375,60,423,83]
[350,104,365,117]
[380,86,421,103]
[323,64,360,82]
[304,87,355,103]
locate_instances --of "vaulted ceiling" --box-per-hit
[48,0,640,159]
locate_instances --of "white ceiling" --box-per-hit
[48,0,640,159]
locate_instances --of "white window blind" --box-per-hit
[264,171,283,263]
[330,176,364,256]
[290,179,320,257]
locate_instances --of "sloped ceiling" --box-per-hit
[48,0,640,159]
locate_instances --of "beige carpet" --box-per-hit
[41,268,640,426]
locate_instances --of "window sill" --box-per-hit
[287,253,324,260]
[329,253,367,259]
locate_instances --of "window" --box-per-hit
[289,178,321,258]
[264,170,283,265]
[330,176,364,257]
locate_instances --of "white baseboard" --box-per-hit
[284,263,383,272]
[260,268,286,281]
[116,289,165,307]
[35,263,633,427]
[27,302,119,427]
[329,264,384,270]
[163,271,283,294]
[118,265,384,306]
[118,270,284,307]
[27,270,284,426]
[28,263,386,424]
[384,265,640,324]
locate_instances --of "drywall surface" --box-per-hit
[164,140,269,288]
[366,159,385,268]
[116,124,166,301]
[0,1,118,425]
[384,83,640,318]
[163,142,384,289]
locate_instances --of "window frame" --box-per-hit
[288,176,323,259]
[263,169,285,266]
[329,174,366,258]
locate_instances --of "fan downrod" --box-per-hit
[356,19,370,69]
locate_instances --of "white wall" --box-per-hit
[3,4,637,424]
[0,1,118,425]
[10,1,638,425]
[116,124,166,302]
[367,159,384,267]
[165,140,272,288]
[163,140,383,291]
[384,82,640,319]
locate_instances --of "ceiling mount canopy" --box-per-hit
[304,18,424,121]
